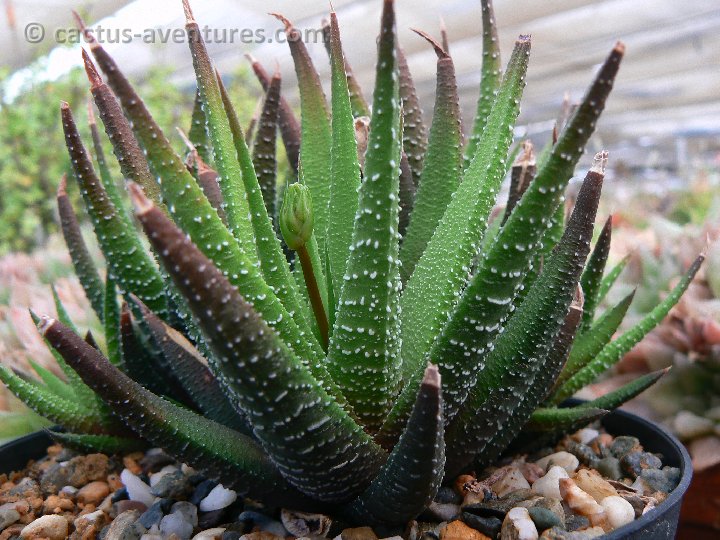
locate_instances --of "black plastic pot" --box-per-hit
[0,406,692,539]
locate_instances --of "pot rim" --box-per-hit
[0,404,692,538]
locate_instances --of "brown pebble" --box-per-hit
[0,524,24,540]
[77,481,110,506]
[241,533,285,540]
[43,494,75,514]
[441,520,492,540]
[45,445,63,458]
[520,461,545,485]
[112,499,147,517]
[106,473,123,491]
[122,456,142,475]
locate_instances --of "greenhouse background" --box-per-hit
[0,0,719,538]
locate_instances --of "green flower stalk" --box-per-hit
[280,183,329,348]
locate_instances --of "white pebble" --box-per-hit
[535,451,580,473]
[492,467,531,497]
[120,468,156,507]
[160,512,194,540]
[601,495,635,530]
[531,465,569,499]
[150,465,178,487]
[20,515,68,540]
[501,507,538,540]
[199,484,237,512]
[575,428,600,445]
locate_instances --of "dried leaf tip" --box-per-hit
[60,100,70,111]
[614,41,626,55]
[591,150,609,174]
[38,316,56,336]
[572,284,584,309]
[513,139,535,166]
[244,52,257,64]
[71,10,97,46]
[422,363,441,389]
[58,174,68,197]
[182,0,195,23]
[128,182,154,215]
[82,49,102,87]
[411,28,448,58]
[518,34,531,44]
[176,127,195,152]
[269,12,293,32]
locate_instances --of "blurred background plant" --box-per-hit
[0,60,260,255]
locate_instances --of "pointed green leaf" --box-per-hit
[189,89,212,163]
[61,102,167,315]
[597,255,630,305]
[48,431,145,454]
[252,71,281,224]
[133,187,385,502]
[0,365,105,434]
[104,277,123,368]
[398,36,530,386]
[28,359,75,402]
[87,99,125,214]
[82,49,162,208]
[464,0,502,167]
[397,47,427,186]
[553,290,635,392]
[400,30,463,281]
[57,175,105,322]
[576,369,669,411]
[184,4,256,254]
[216,71,318,347]
[40,316,316,510]
[524,406,608,432]
[85,39,321,368]
[580,216,612,329]
[553,255,703,402]
[446,159,604,475]
[343,365,445,526]
[131,295,251,434]
[326,0,403,430]
[398,151,415,238]
[247,54,301,173]
[326,11,363,309]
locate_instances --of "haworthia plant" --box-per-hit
[2,0,701,528]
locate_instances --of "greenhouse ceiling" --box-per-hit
[2,0,719,146]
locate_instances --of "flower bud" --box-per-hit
[279,183,314,250]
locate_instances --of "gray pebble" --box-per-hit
[0,506,21,530]
[639,469,673,493]
[564,513,589,531]
[620,452,662,478]
[610,436,641,459]
[160,511,193,540]
[461,513,502,538]
[528,506,562,532]
[172,501,199,528]
[137,500,165,529]
[419,502,460,522]
[596,457,623,481]
[103,509,145,540]
[564,441,598,468]
[150,470,192,499]
[463,489,535,519]
[663,466,682,490]
[238,511,287,537]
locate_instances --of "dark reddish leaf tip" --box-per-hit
[615,41,626,55]
[411,28,448,58]
[128,182,153,215]
[182,0,195,23]
[572,284,584,310]
[244,52,257,64]
[82,49,102,88]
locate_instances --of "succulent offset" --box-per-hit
[0,0,704,526]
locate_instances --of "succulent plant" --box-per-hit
[0,0,704,525]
